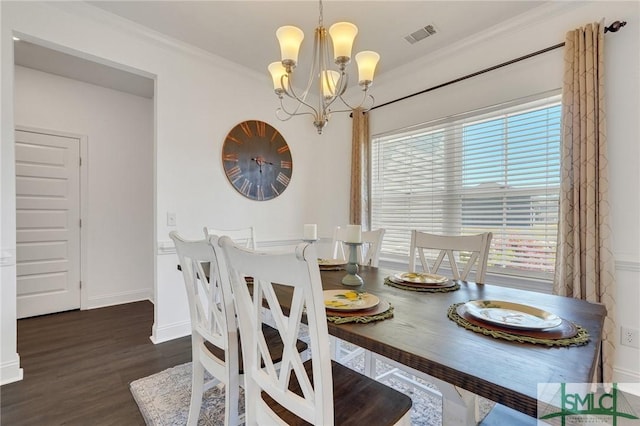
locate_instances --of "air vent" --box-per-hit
[404,24,438,45]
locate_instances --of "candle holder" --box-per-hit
[342,242,364,287]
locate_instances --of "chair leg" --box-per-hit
[224,381,241,426]
[187,360,205,426]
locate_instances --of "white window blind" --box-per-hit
[371,94,561,280]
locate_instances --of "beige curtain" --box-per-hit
[350,107,370,229]
[554,21,616,383]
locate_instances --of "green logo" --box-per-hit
[539,383,639,425]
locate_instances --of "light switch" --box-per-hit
[167,212,177,227]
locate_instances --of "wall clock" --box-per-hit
[222,120,293,201]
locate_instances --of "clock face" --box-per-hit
[222,120,293,201]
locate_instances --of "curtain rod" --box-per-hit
[363,20,627,114]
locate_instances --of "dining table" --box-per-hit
[273,265,606,424]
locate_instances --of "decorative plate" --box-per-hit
[393,272,449,284]
[318,258,348,267]
[463,300,562,330]
[323,290,380,312]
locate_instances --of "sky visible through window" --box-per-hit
[462,104,561,188]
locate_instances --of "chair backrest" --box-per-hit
[204,226,257,249]
[332,226,386,267]
[217,237,333,425]
[170,231,238,374]
[408,231,493,283]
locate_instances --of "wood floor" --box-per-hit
[0,301,192,425]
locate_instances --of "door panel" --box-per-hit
[15,130,81,318]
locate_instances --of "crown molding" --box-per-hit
[45,1,268,84]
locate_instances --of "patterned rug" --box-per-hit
[130,359,496,425]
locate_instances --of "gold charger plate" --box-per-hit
[318,258,347,266]
[326,299,391,318]
[463,300,562,330]
[393,272,449,284]
[455,304,577,339]
[323,290,379,312]
[387,275,456,289]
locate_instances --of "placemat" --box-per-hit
[326,300,394,324]
[384,277,460,293]
[448,302,590,347]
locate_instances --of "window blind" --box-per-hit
[371,94,561,280]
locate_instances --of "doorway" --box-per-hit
[15,129,84,318]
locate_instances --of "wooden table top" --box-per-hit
[277,266,606,418]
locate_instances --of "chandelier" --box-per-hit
[268,0,380,134]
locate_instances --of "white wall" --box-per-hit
[371,1,640,383]
[14,65,154,309]
[1,1,352,384]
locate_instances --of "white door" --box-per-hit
[15,130,81,318]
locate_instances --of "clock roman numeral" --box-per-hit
[277,145,289,154]
[270,130,280,143]
[257,185,264,201]
[271,183,280,196]
[280,160,292,169]
[276,172,290,187]
[226,135,243,145]
[256,121,266,137]
[239,178,252,197]
[226,165,242,182]
[240,121,253,138]
[223,153,238,162]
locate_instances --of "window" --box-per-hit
[371,94,561,281]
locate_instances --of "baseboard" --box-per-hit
[1,355,23,385]
[85,289,152,310]
[614,366,640,384]
[150,319,191,344]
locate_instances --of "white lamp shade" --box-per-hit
[276,26,304,64]
[321,70,340,98]
[355,51,380,84]
[329,22,358,60]
[268,61,287,91]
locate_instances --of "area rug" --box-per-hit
[130,363,242,425]
[130,360,493,425]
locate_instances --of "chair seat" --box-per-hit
[204,323,308,374]
[263,359,412,425]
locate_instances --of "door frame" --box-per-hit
[16,125,89,310]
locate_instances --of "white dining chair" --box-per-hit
[217,236,412,425]
[332,226,386,267]
[373,230,494,424]
[203,226,257,250]
[330,227,386,368]
[409,230,493,283]
[170,231,241,425]
[170,231,307,425]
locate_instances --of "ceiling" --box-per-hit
[15,1,548,98]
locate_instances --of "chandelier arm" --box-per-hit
[279,87,321,119]
[332,91,375,113]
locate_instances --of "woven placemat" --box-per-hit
[447,303,590,347]
[384,277,460,293]
[326,303,394,325]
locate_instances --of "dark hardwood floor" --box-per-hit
[0,301,192,425]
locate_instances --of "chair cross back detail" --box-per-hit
[218,237,412,425]
[170,231,240,425]
[204,226,257,250]
[409,231,493,283]
[332,226,386,267]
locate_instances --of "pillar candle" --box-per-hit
[303,224,317,240]
[346,224,362,243]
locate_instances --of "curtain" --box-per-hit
[554,21,616,383]
[350,107,370,229]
